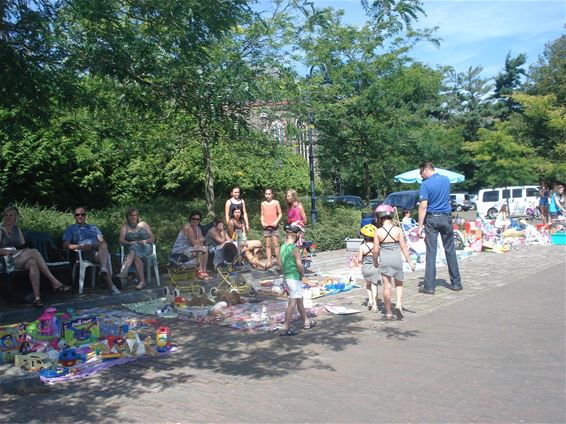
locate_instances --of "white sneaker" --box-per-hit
[109,284,121,295]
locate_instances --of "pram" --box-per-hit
[210,241,257,298]
[166,255,205,298]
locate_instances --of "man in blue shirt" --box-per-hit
[63,207,121,294]
[417,161,462,294]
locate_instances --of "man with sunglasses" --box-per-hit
[63,207,121,294]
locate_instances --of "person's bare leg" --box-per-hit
[133,256,145,288]
[273,236,280,264]
[296,297,307,322]
[366,281,374,308]
[283,298,298,331]
[96,241,113,285]
[382,275,392,318]
[371,282,379,312]
[394,279,404,319]
[19,249,63,289]
[116,252,135,278]
[265,236,272,263]
[199,250,208,273]
[25,260,41,301]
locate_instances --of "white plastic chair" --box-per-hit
[71,250,112,295]
[119,244,161,286]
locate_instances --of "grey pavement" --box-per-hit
[0,243,564,423]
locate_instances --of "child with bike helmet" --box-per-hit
[373,204,415,320]
[357,224,381,312]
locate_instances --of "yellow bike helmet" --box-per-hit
[360,224,377,238]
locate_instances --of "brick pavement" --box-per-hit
[0,243,564,423]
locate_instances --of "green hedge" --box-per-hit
[9,197,365,267]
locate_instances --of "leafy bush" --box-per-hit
[8,196,364,268]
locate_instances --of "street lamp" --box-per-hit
[306,63,332,224]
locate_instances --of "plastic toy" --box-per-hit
[39,367,69,378]
[155,327,170,352]
[38,307,59,336]
[17,324,31,355]
[15,352,54,371]
[59,348,82,367]
[144,336,158,357]
[62,316,101,346]
[0,333,17,351]
[101,352,122,361]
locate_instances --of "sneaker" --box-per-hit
[109,284,121,295]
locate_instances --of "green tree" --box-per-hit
[464,124,539,187]
[493,52,527,117]
[526,35,566,106]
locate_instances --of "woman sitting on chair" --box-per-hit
[114,207,155,290]
[205,218,232,268]
[169,211,210,280]
[226,206,271,269]
[0,206,70,307]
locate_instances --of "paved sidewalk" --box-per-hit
[0,244,564,423]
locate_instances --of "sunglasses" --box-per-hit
[75,213,86,217]
[191,217,200,221]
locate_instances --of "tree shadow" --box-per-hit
[0,308,380,423]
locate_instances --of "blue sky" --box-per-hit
[260,0,565,79]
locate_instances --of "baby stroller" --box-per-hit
[166,255,206,298]
[210,241,257,298]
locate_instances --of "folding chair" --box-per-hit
[211,241,255,297]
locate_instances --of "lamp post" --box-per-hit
[306,64,331,225]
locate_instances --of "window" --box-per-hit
[483,191,499,202]
[512,188,522,198]
[526,187,538,197]
[502,189,510,199]
[464,194,470,201]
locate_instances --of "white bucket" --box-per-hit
[303,288,313,308]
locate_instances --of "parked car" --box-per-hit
[477,185,539,218]
[369,198,384,210]
[322,195,364,208]
[469,194,477,211]
[449,193,472,212]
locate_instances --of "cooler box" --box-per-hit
[345,238,363,251]
[550,232,566,245]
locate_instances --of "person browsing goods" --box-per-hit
[417,161,463,295]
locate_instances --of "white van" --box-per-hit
[477,186,539,219]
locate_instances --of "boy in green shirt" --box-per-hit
[278,223,316,336]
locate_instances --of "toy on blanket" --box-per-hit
[156,327,171,353]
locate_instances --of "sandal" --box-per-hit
[197,271,211,281]
[32,298,44,308]
[304,320,317,330]
[394,307,404,320]
[135,281,146,290]
[279,328,296,336]
[53,284,71,293]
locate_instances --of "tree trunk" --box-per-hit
[200,128,216,219]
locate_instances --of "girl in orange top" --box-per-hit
[261,188,283,266]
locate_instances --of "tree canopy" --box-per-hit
[1,0,564,213]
